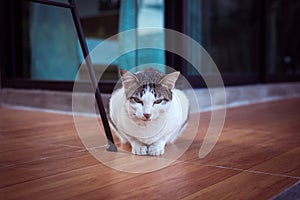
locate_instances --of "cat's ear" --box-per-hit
[159,71,180,90]
[120,70,139,89]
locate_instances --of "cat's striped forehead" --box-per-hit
[125,69,173,100]
[135,69,163,84]
[133,83,172,100]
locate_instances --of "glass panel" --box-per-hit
[266,0,300,75]
[187,0,259,75]
[137,0,165,71]
[118,0,165,73]
[18,1,82,81]
[18,0,165,82]
[27,1,80,81]
[75,0,120,81]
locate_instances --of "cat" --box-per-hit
[109,68,189,156]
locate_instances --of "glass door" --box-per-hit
[2,0,166,92]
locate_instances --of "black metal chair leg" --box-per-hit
[69,0,117,152]
[27,0,117,152]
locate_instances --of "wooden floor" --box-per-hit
[0,98,300,200]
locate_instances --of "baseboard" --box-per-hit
[1,82,299,114]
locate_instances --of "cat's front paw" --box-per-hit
[131,144,148,156]
[148,143,165,156]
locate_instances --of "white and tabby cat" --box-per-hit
[109,69,189,156]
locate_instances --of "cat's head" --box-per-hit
[120,69,180,122]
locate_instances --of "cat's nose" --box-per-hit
[143,113,151,119]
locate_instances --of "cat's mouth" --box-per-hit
[130,114,152,122]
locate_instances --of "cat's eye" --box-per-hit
[154,99,163,104]
[131,97,143,104]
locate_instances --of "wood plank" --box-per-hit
[73,162,238,200]
[250,147,300,178]
[0,151,97,188]
[180,98,300,169]
[183,171,297,200]
[0,164,139,200]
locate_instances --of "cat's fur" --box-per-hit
[109,69,189,156]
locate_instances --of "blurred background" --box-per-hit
[0,0,299,109]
